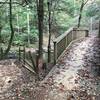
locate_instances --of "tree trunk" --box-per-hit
[36,0,44,73]
[4,0,14,57]
[77,0,84,28]
[47,1,51,63]
[37,0,44,59]
[0,26,2,43]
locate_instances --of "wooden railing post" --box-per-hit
[0,48,3,60]
[71,30,73,41]
[73,28,77,40]
[99,20,100,38]
[85,30,89,37]
[0,48,2,60]
[65,35,68,47]
[23,47,25,65]
[28,51,37,71]
[70,31,72,42]
[36,50,39,73]
[54,41,57,64]
[35,50,40,80]
[18,47,21,62]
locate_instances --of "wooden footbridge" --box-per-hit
[0,21,100,77]
[0,20,100,99]
[0,27,89,74]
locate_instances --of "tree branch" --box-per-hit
[84,0,89,6]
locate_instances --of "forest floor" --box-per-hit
[0,31,100,100]
[0,59,38,100]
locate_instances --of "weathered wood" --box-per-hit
[72,29,77,40]
[67,31,72,45]
[19,47,26,63]
[85,30,89,37]
[54,27,73,43]
[73,28,89,38]
[35,51,40,80]
[20,57,33,68]
[73,27,89,31]
[53,27,89,64]
[99,20,100,38]
[36,50,39,71]
[28,51,38,73]
[0,48,3,60]
[20,59,36,74]
[23,47,25,65]
[54,41,57,64]
[18,47,21,61]
[57,36,66,58]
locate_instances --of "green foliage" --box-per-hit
[86,0,100,19]
[86,4,97,17]
[0,0,99,47]
[1,25,10,43]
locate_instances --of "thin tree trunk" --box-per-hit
[47,1,51,63]
[4,0,14,56]
[77,0,84,28]
[0,26,2,43]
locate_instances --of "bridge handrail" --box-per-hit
[18,47,37,74]
[53,27,89,64]
[20,56,36,74]
[54,27,74,43]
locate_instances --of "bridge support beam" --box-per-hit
[54,41,57,64]
[99,20,100,38]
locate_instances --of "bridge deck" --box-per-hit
[34,34,100,100]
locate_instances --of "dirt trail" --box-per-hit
[0,59,37,100]
[34,36,100,100]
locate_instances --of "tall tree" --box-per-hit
[47,1,52,63]
[4,0,14,57]
[77,0,89,27]
[37,0,44,62]
[0,23,2,43]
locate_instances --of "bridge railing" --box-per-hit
[18,47,38,74]
[53,27,89,64]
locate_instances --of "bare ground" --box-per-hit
[0,34,100,100]
[0,59,38,100]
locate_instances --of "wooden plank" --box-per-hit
[18,47,21,61]
[20,57,33,69]
[54,41,57,64]
[54,27,73,43]
[28,51,38,73]
[21,61,36,74]
[20,58,36,74]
